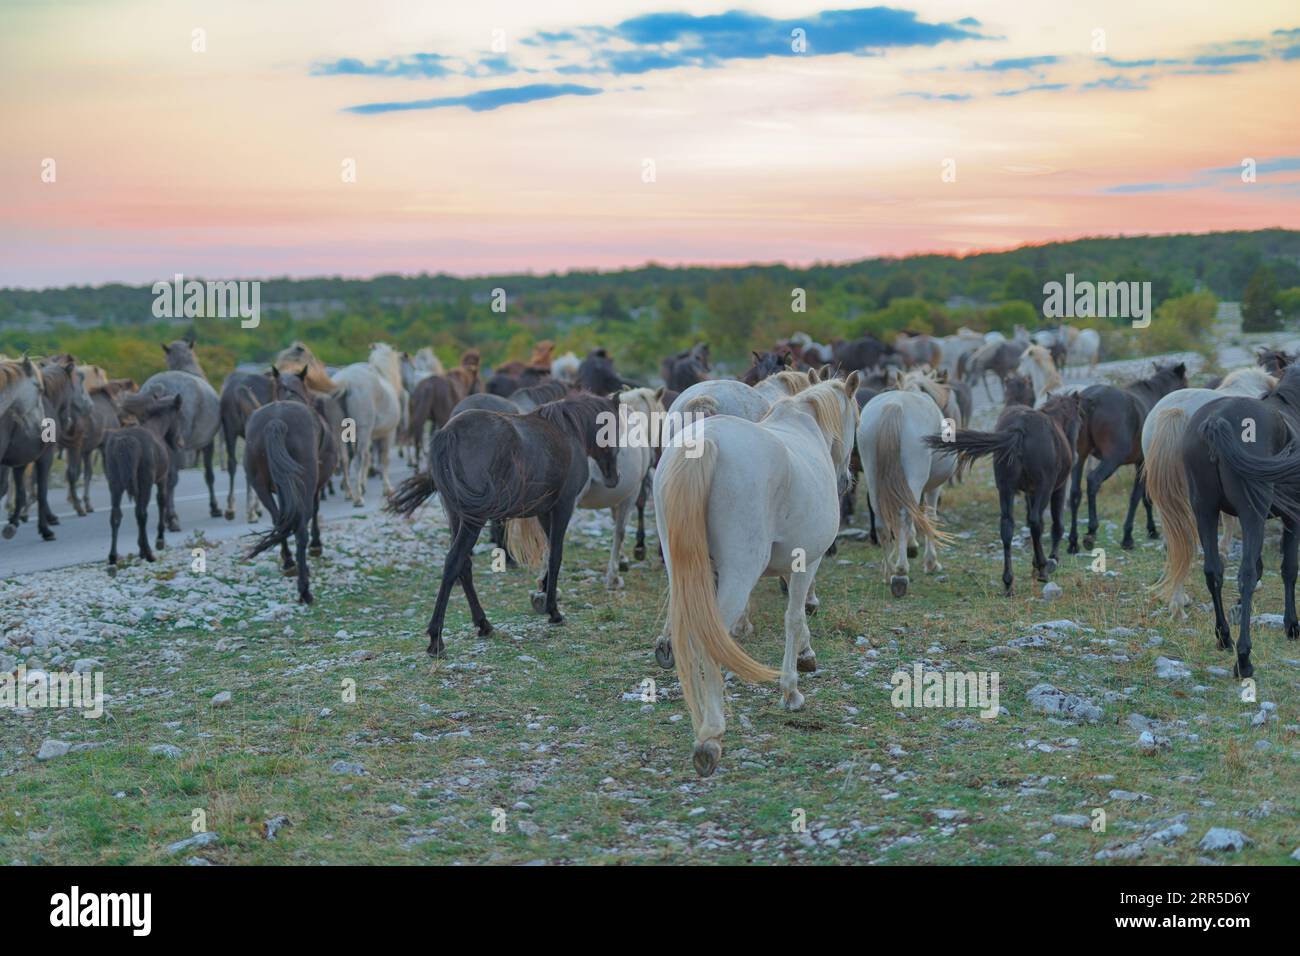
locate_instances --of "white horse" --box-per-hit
[655,371,860,776]
[1017,344,1063,404]
[412,347,443,378]
[324,351,400,507]
[939,331,984,379]
[664,371,811,443]
[551,351,581,384]
[1143,366,1276,617]
[577,387,664,589]
[369,342,409,438]
[1067,328,1101,377]
[858,370,955,597]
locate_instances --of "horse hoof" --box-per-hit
[530,591,548,614]
[605,576,625,590]
[1148,529,1160,540]
[548,612,565,625]
[869,534,879,547]
[155,539,165,551]
[352,499,365,509]
[167,519,181,533]
[48,515,60,526]
[224,509,236,521]
[476,619,494,637]
[781,689,805,711]
[692,740,721,778]
[209,506,223,518]
[906,544,918,559]
[309,546,322,557]
[1121,538,1135,551]
[890,575,908,598]
[618,559,629,572]
[804,602,818,617]
[85,504,93,514]
[426,637,445,657]
[1003,583,1014,597]
[1287,621,1299,641]
[142,551,155,562]
[633,547,646,561]
[300,591,314,605]
[41,530,55,541]
[1082,535,1095,551]
[655,640,674,669]
[1233,659,1253,679]
[796,651,817,673]
[1066,541,1078,555]
[1044,558,1057,575]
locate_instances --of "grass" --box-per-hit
[1,465,1298,865]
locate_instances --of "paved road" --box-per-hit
[1,457,417,578]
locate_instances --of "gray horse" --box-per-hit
[138,339,221,530]
[965,340,1028,401]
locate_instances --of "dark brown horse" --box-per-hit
[930,392,1083,595]
[407,352,482,468]
[1256,347,1294,376]
[388,394,621,656]
[660,343,709,392]
[104,393,184,565]
[62,369,132,516]
[1185,365,1300,678]
[739,350,792,385]
[1067,362,1187,554]
[243,368,338,604]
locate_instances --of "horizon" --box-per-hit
[5,1,1299,288]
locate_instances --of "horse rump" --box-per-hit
[245,419,309,559]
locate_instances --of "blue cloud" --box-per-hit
[314,53,459,78]
[345,83,602,114]
[899,90,972,101]
[1206,156,1300,175]
[1192,53,1263,67]
[1104,182,1199,194]
[994,82,1067,97]
[1099,56,1184,69]
[1080,75,1147,92]
[967,55,1058,72]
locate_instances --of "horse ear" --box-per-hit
[161,343,169,353]
[270,365,281,379]
[1174,362,1186,377]
[185,336,195,348]
[844,370,861,396]
[807,367,820,385]
[820,364,833,380]
[752,351,761,362]
[654,386,665,402]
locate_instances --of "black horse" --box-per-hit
[1185,365,1300,678]
[929,392,1083,595]
[660,344,709,392]
[739,350,791,385]
[579,348,631,394]
[388,394,621,656]
[1067,361,1187,554]
[104,393,184,565]
[243,368,338,604]
[832,336,900,375]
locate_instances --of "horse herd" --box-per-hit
[2,330,1297,774]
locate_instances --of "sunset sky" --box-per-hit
[3,0,1298,287]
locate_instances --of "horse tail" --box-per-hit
[925,427,1021,481]
[387,472,436,516]
[874,404,941,543]
[1199,416,1300,521]
[505,517,548,569]
[661,439,776,732]
[104,433,142,503]
[246,419,308,558]
[1147,407,1197,603]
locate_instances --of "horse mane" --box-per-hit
[277,341,337,391]
[766,380,851,460]
[762,370,813,396]
[533,393,616,446]
[618,386,664,419]
[1221,366,1277,393]
[460,349,481,371]
[902,370,950,410]
[1023,344,1063,392]
[0,359,38,391]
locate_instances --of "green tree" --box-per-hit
[1242,267,1280,332]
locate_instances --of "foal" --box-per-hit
[388,394,620,656]
[1067,361,1187,554]
[105,394,184,565]
[928,392,1082,595]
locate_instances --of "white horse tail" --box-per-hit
[874,403,940,543]
[680,393,720,417]
[661,438,776,730]
[506,517,549,569]
[1147,406,1196,607]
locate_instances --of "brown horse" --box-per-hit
[1067,361,1187,554]
[105,393,184,565]
[407,351,481,468]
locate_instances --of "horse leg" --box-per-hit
[1047,484,1065,570]
[1067,453,1085,554]
[107,484,124,564]
[4,465,24,538]
[535,502,574,624]
[633,473,648,561]
[1083,455,1120,551]
[309,491,323,557]
[1234,510,1265,678]
[82,449,95,513]
[780,566,816,710]
[922,485,943,573]
[224,429,239,520]
[66,448,85,516]
[998,484,1015,595]
[202,443,220,518]
[867,491,879,546]
[890,505,912,596]
[351,427,371,507]
[1142,474,1159,539]
[1196,503,1233,654]
[452,517,491,636]
[165,453,181,532]
[295,515,312,604]
[606,500,629,588]
[377,434,394,497]
[155,481,167,551]
[424,516,479,656]
[135,490,153,562]
[1120,465,1144,550]
[35,452,55,540]
[1028,489,1050,582]
[1282,516,1300,642]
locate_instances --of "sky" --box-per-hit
[2,0,1298,287]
